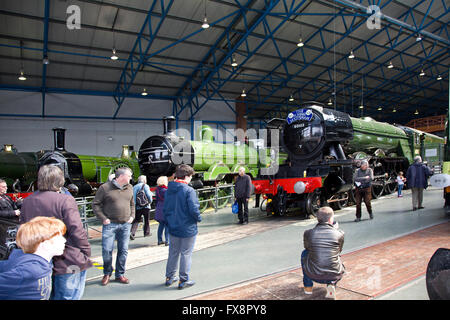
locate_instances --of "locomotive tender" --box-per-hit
[253,102,444,216]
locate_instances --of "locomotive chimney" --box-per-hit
[163,116,175,135]
[121,145,130,159]
[52,128,66,151]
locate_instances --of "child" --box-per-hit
[0,216,66,300]
[396,171,406,197]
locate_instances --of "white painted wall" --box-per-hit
[0,90,237,156]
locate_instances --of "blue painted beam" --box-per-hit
[174,0,255,100]
[41,0,50,117]
[255,0,447,117]
[178,0,310,120]
[113,0,175,119]
[334,0,450,46]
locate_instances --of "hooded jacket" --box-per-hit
[302,222,345,281]
[163,181,201,238]
[0,249,53,300]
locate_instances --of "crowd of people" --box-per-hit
[0,156,435,300]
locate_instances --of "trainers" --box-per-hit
[304,286,313,295]
[178,280,195,290]
[165,276,178,286]
[354,217,361,222]
[326,284,336,300]
[369,213,373,219]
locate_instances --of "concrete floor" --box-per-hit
[82,187,449,300]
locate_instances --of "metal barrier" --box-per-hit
[195,184,235,213]
[75,184,236,236]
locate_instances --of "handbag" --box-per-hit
[231,200,239,214]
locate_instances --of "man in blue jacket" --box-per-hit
[163,164,201,290]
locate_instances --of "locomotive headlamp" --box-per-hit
[294,181,306,194]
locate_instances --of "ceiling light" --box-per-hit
[359,104,364,109]
[393,108,397,113]
[43,55,49,65]
[141,88,148,96]
[437,74,442,81]
[414,109,419,115]
[18,69,26,81]
[201,16,209,29]
[348,50,355,59]
[416,34,422,42]
[377,106,382,111]
[241,88,246,97]
[289,95,294,102]
[111,48,119,60]
[387,61,394,69]
[297,38,304,47]
[419,69,425,77]
[327,98,333,106]
[231,56,238,67]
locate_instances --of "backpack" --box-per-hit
[136,184,150,207]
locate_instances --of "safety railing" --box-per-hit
[75,184,236,237]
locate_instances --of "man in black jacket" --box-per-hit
[234,167,252,225]
[301,206,345,299]
[0,179,21,218]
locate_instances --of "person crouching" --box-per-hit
[301,206,345,299]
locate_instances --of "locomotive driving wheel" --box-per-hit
[371,180,385,199]
[306,189,323,217]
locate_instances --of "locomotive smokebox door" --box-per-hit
[282,103,353,165]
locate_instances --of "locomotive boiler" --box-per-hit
[138,116,269,187]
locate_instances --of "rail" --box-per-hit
[75,184,236,237]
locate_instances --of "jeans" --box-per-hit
[102,222,131,277]
[158,221,169,243]
[301,250,339,287]
[398,184,404,196]
[165,234,196,282]
[50,270,87,300]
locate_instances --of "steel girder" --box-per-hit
[41,0,50,117]
[112,0,175,118]
[312,3,450,116]
[254,0,449,119]
[173,0,311,123]
[246,1,365,116]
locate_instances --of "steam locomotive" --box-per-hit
[253,102,444,216]
[0,128,140,196]
[138,116,275,186]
